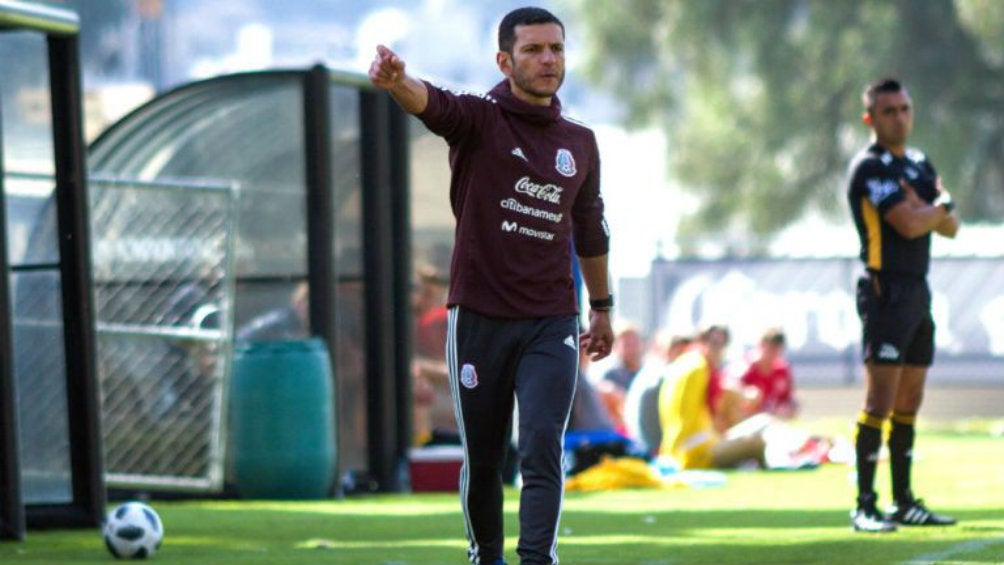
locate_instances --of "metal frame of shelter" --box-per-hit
[0,0,105,540]
[88,66,414,497]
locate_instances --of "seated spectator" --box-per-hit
[594,323,645,435]
[657,325,822,470]
[623,331,693,455]
[410,265,452,447]
[567,346,649,476]
[601,323,645,390]
[738,327,799,419]
[568,344,617,433]
[712,326,799,432]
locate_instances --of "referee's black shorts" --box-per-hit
[856,272,935,366]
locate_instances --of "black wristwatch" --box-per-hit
[589,295,614,312]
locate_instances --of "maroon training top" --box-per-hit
[417,79,610,319]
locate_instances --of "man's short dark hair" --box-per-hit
[416,264,447,288]
[698,324,730,346]
[498,6,564,54]
[863,78,905,114]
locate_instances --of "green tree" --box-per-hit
[575,0,1004,245]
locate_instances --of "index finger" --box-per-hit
[376,44,398,62]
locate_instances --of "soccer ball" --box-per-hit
[103,501,163,559]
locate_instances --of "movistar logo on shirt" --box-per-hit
[515,176,563,204]
[499,220,555,241]
[866,178,899,206]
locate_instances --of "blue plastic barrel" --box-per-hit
[229,338,336,499]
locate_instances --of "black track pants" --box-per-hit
[446,306,579,565]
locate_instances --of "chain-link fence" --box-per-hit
[89,175,238,491]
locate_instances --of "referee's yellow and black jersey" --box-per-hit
[847,143,939,277]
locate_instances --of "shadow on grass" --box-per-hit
[561,507,1004,532]
[3,501,1003,565]
[176,503,1004,565]
[555,507,1004,565]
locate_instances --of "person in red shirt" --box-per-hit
[411,266,451,446]
[738,327,799,419]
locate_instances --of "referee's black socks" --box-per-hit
[855,412,885,503]
[889,412,917,504]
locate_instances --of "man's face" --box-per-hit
[705,330,729,368]
[412,281,445,314]
[617,329,644,366]
[498,22,565,105]
[760,340,784,363]
[867,90,913,149]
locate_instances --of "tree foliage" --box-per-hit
[574,0,1004,242]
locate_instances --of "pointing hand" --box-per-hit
[369,44,406,90]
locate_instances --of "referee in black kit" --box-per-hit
[369,6,613,564]
[847,78,960,533]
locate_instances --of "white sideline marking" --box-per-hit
[898,536,1004,565]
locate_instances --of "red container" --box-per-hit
[409,446,464,492]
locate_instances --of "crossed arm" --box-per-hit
[884,178,960,239]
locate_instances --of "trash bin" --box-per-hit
[229,338,336,499]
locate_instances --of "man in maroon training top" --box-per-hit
[370,7,614,565]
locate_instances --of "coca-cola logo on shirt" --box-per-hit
[514,176,564,204]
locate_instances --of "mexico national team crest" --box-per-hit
[460,363,479,389]
[555,148,576,177]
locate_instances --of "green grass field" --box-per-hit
[3,421,1003,565]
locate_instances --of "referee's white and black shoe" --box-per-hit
[887,492,957,526]
[851,493,897,533]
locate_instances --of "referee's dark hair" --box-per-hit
[498,6,564,55]
[862,78,905,115]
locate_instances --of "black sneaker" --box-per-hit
[888,495,957,526]
[851,494,897,533]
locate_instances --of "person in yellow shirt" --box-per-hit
[658,325,780,469]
